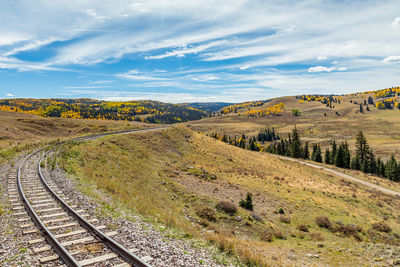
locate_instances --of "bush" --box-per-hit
[292,109,301,116]
[196,205,216,222]
[260,230,273,242]
[334,223,362,237]
[279,215,291,224]
[311,232,325,241]
[372,222,392,233]
[274,230,286,240]
[315,216,332,229]
[278,208,285,214]
[297,224,309,232]
[216,201,237,215]
[239,193,253,211]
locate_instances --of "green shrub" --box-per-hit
[239,193,253,211]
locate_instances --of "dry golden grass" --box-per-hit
[187,93,400,160]
[60,125,400,266]
[0,110,150,164]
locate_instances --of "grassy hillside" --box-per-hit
[0,98,206,124]
[58,126,400,266]
[0,110,149,164]
[187,89,400,160]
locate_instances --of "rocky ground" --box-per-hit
[0,155,67,266]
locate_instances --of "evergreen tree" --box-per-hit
[290,127,302,158]
[303,142,310,160]
[324,148,331,164]
[361,157,369,173]
[311,144,318,161]
[359,104,364,113]
[222,134,228,143]
[385,155,398,181]
[355,131,369,162]
[312,144,322,163]
[239,193,253,210]
[334,145,345,168]
[377,158,385,177]
[350,154,361,170]
[343,142,351,168]
[368,148,376,174]
[330,141,337,165]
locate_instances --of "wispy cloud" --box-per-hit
[0,1,399,101]
[383,55,400,63]
[308,66,347,73]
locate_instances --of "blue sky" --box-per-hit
[0,0,399,103]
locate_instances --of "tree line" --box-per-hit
[210,127,400,183]
[0,98,206,124]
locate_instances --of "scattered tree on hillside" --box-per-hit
[292,109,301,116]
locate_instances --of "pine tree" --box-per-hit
[324,148,331,164]
[350,154,361,170]
[359,104,364,113]
[385,155,398,181]
[315,145,322,163]
[334,145,345,168]
[343,142,351,168]
[355,131,369,162]
[290,127,302,158]
[239,193,253,210]
[368,148,376,174]
[303,142,309,159]
[361,157,369,173]
[312,144,322,163]
[330,141,337,165]
[311,144,318,161]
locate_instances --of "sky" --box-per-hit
[0,0,399,103]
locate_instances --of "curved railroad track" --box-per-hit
[8,127,167,266]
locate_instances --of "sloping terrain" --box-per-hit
[0,98,206,124]
[187,91,400,159]
[0,110,149,164]
[58,126,400,266]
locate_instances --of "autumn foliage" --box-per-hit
[0,98,206,124]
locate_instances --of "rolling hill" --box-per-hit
[0,98,206,124]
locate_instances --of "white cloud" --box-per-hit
[6,93,14,97]
[392,17,400,27]
[383,55,400,63]
[317,56,327,60]
[116,69,166,81]
[146,40,228,59]
[308,66,347,73]
[308,66,336,72]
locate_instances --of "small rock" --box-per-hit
[251,212,263,222]
[317,244,324,248]
[235,216,242,221]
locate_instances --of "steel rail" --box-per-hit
[38,147,151,267]
[17,149,81,266]
[16,127,166,266]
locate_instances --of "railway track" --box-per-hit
[7,128,166,266]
